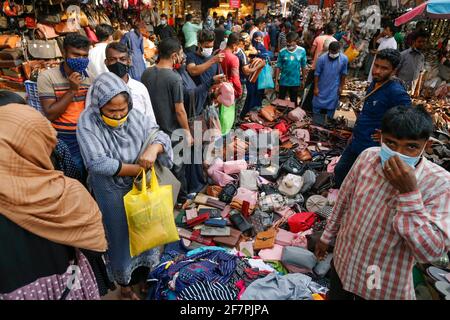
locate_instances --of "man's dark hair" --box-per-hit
[106,41,129,57]
[324,22,336,35]
[198,29,215,44]
[227,32,240,47]
[376,48,401,69]
[158,37,181,59]
[218,17,225,26]
[161,14,167,19]
[381,105,433,141]
[95,24,114,42]
[255,17,266,27]
[286,31,298,43]
[63,33,90,50]
[186,14,193,22]
[0,90,26,106]
[329,41,340,52]
[411,30,429,41]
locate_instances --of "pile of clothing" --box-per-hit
[147,98,355,300]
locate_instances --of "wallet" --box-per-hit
[185,208,198,220]
[201,226,231,237]
[253,228,277,251]
[177,228,215,246]
[229,211,254,236]
[213,227,242,248]
[204,218,228,227]
[199,208,222,219]
[186,213,210,227]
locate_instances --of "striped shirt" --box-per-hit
[321,147,450,300]
[37,66,91,133]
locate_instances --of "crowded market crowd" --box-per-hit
[1,4,450,302]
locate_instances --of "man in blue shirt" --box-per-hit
[186,29,225,110]
[334,49,412,188]
[275,32,307,107]
[313,41,348,126]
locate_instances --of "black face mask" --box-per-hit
[107,62,129,78]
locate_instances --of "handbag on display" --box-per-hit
[253,227,277,251]
[223,160,248,174]
[36,23,59,40]
[239,170,259,191]
[278,174,304,197]
[206,185,223,198]
[288,212,317,233]
[288,107,307,122]
[260,105,282,122]
[0,35,21,49]
[218,183,238,204]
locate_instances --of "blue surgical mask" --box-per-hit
[66,57,89,74]
[379,142,425,169]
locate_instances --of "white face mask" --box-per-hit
[329,52,340,59]
[201,47,213,57]
[161,19,167,26]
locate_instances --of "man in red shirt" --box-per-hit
[220,32,242,99]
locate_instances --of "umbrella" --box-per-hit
[395,0,450,26]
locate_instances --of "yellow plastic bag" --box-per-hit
[344,44,359,63]
[124,168,179,257]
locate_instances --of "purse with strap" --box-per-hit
[135,129,181,206]
[27,29,62,60]
[0,35,21,49]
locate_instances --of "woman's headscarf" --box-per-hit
[78,72,173,186]
[252,31,264,47]
[0,104,107,252]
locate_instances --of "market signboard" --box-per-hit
[230,0,240,9]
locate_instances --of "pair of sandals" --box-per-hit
[427,266,450,300]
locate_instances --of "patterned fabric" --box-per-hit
[0,251,100,300]
[178,281,238,300]
[52,139,82,181]
[148,250,238,300]
[322,147,450,300]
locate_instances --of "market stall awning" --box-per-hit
[395,0,450,26]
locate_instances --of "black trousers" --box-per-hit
[278,86,299,107]
[328,260,364,300]
[302,69,315,112]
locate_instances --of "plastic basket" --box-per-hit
[24,80,42,113]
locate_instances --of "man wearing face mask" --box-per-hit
[38,33,92,178]
[186,29,225,110]
[275,32,307,107]
[155,13,176,42]
[312,41,348,126]
[315,105,450,300]
[333,49,411,188]
[182,14,203,53]
[85,42,156,125]
[142,38,192,206]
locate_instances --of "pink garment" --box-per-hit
[236,279,246,300]
[0,251,100,300]
[312,35,337,69]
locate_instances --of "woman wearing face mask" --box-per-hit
[77,72,173,300]
[312,41,348,126]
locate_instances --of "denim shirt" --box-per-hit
[350,79,411,155]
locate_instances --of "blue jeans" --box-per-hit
[334,145,360,188]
